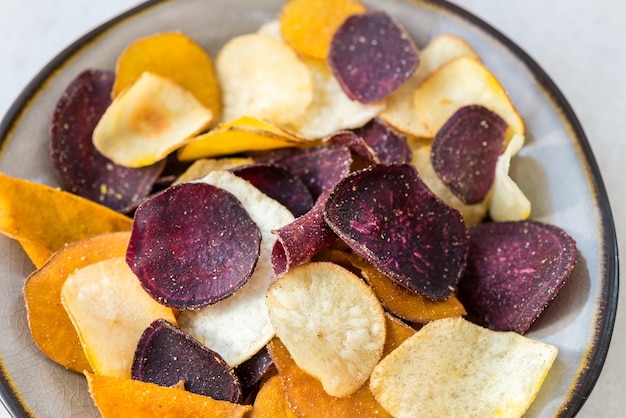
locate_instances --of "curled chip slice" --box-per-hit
[352,117,412,164]
[93,71,213,168]
[178,171,295,367]
[112,31,222,119]
[132,319,242,402]
[174,157,255,185]
[370,317,558,418]
[217,33,313,127]
[50,69,165,211]
[127,182,261,309]
[431,105,507,204]
[266,262,386,397]
[328,11,419,103]
[61,257,177,378]
[324,164,469,300]
[458,220,577,334]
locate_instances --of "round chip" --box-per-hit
[266,262,386,397]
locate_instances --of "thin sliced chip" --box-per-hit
[173,157,254,185]
[279,0,367,60]
[352,117,412,164]
[324,164,469,300]
[458,221,577,334]
[61,257,177,378]
[217,33,313,127]
[127,182,261,309]
[328,11,419,103]
[112,31,222,119]
[94,71,213,168]
[85,372,251,418]
[266,262,386,397]
[369,317,558,418]
[413,56,524,143]
[235,346,274,392]
[18,240,56,269]
[0,173,132,266]
[23,231,130,373]
[250,373,298,418]
[178,171,295,367]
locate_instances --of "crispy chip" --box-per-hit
[94,71,213,167]
[85,372,251,418]
[23,232,130,373]
[250,374,298,418]
[173,157,254,185]
[369,317,558,418]
[112,31,222,119]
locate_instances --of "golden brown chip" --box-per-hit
[250,374,298,418]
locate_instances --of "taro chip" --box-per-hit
[369,317,558,418]
[127,182,261,309]
[266,262,386,397]
[352,117,412,164]
[132,319,242,402]
[458,220,577,334]
[324,164,469,300]
[431,104,507,204]
[328,11,419,104]
[235,345,274,391]
[231,164,314,217]
[50,69,165,211]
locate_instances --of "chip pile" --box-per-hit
[0,0,582,416]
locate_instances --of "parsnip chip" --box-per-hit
[24,232,130,373]
[250,373,298,418]
[178,171,294,367]
[369,317,558,418]
[279,0,367,60]
[266,262,386,397]
[94,71,213,168]
[0,173,132,267]
[85,372,252,418]
[413,56,524,143]
[217,33,313,127]
[61,257,177,378]
[112,31,222,119]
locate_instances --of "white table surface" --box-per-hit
[0,1,623,417]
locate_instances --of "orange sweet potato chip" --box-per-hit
[85,372,252,418]
[251,374,298,418]
[23,231,130,373]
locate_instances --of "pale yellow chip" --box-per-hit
[413,56,524,143]
[178,171,294,367]
[489,133,531,221]
[60,257,177,378]
[93,71,213,167]
[173,157,254,185]
[266,262,386,398]
[369,317,557,418]
[217,33,313,127]
[381,34,479,138]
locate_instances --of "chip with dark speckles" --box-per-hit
[352,117,412,164]
[328,11,419,104]
[324,163,469,300]
[132,319,242,403]
[126,182,261,309]
[49,69,165,212]
[431,105,507,204]
[234,345,274,392]
[458,220,577,334]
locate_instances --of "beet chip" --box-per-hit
[352,118,412,164]
[50,69,165,211]
[431,105,507,204]
[324,164,469,300]
[132,319,242,403]
[126,182,261,309]
[328,11,419,103]
[458,221,577,334]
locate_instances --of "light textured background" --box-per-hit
[0,0,623,417]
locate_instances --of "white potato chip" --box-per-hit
[256,20,282,41]
[217,33,313,127]
[60,257,177,378]
[370,317,557,418]
[266,262,386,398]
[173,157,254,185]
[177,170,294,366]
[93,71,213,168]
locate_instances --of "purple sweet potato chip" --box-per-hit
[324,163,469,300]
[49,69,165,211]
[126,182,261,309]
[132,319,242,402]
[430,105,507,204]
[328,11,419,104]
[328,130,380,164]
[231,163,314,217]
[234,345,274,391]
[457,220,578,334]
[352,117,412,164]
